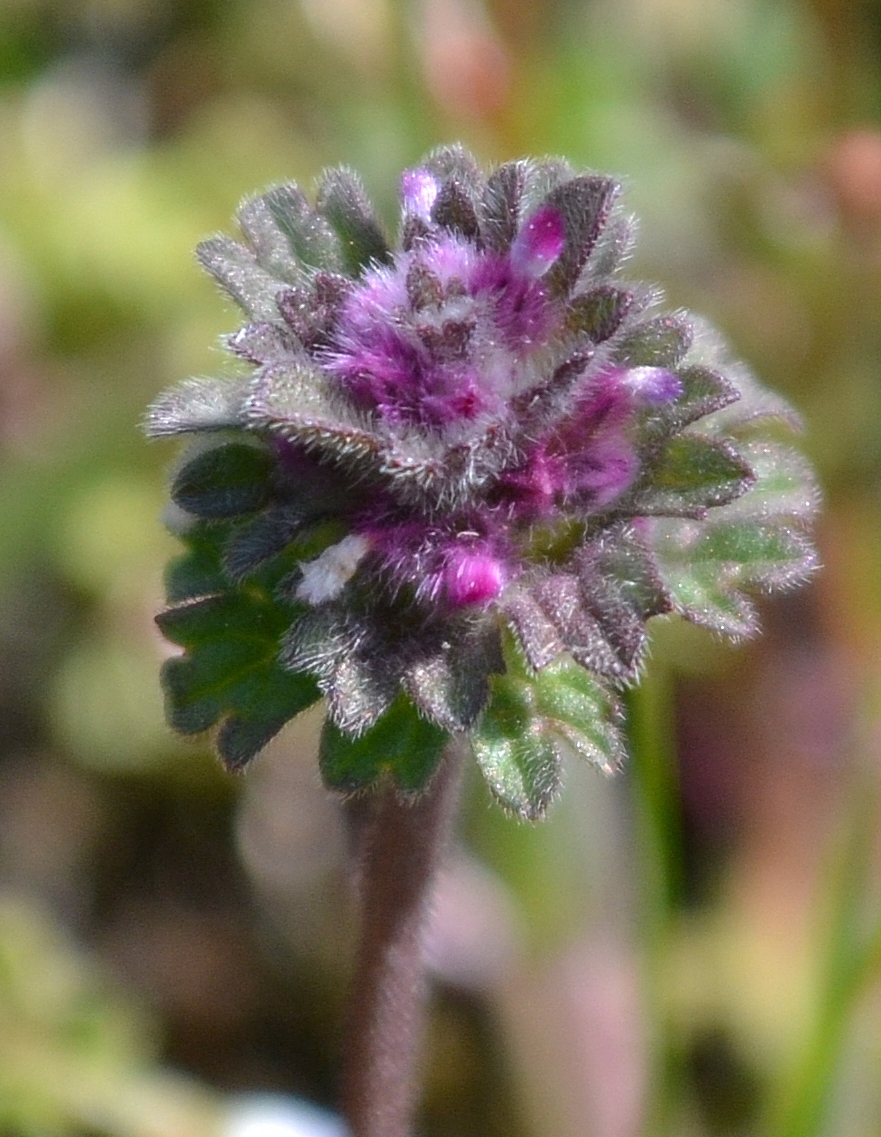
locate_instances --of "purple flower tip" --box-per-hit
[622,366,682,404]
[443,549,505,606]
[401,168,439,221]
[511,205,566,278]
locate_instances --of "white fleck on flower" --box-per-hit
[296,534,372,605]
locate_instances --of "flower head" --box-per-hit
[147,146,818,817]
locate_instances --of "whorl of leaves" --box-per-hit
[147,147,818,817]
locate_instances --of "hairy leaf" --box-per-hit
[543,175,620,296]
[432,178,482,241]
[144,375,250,438]
[584,213,637,278]
[404,621,502,731]
[228,322,301,365]
[566,285,634,342]
[472,639,626,819]
[576,524,672,675]
[422,144,483,194]
[480,160,527,252]
[641,364,740,439]
[653,509,817,639]
[262,184,344,272]
[632,434,755,517]
[317,167,392,275]
[222,504,316,582]
[164,518,232,603]
[237,196,305,284]
[615,314,693,369]
[157,589,319,769]
[721,440,820,524]
[196,237,287,321]
[171,441,273,519]
[501,583,565,671]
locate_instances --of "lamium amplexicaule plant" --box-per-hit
[145,145,818,1137]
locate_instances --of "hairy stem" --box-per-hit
[340,742,464,1137]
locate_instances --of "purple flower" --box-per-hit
[146,146,817,807]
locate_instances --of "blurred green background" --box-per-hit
[1,0,881,1134]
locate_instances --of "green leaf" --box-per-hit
[317,167,392,275]
[534,657,626,773]
[164,519,232,603]
[472,639,626,820]
[473,670,558,818]
[641,364,739,439]
[566,285,634,342]
[632,434,755,516]
[171,441,273,519]
[261,184,344,272]
[723,440,820,524]
[237,196,306,284]
[319,693,449,793]
[615,314,693,368]
[692,520,817,590]
[653,510,817,639]
[654,558,759,638]
[156,587,320,769]
[196,237,287,321]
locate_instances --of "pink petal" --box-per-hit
[401,168,439,221]
[511,205,566,278]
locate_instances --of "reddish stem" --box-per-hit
[340,743,464,1137]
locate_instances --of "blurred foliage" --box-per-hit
[1,0,881,1134]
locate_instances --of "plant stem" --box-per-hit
[340,741,464,1137]
[762,770,880,1137]
[626,666,685,1137]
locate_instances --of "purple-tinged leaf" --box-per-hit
[431,177,482,242]
[480,160,528,252]
[324,652,400,736]
[542,175,620,296]
[640,364,740,440]
[404,622,502,731]
[228,322,301,365]
[422,144,483,194]
[576,524,672,675]
[532,572,631,680]
[501,583,565,671]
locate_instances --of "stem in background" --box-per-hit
[626,666,685,1137]
[339,742,464,1137]
[762,769,880,1137]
